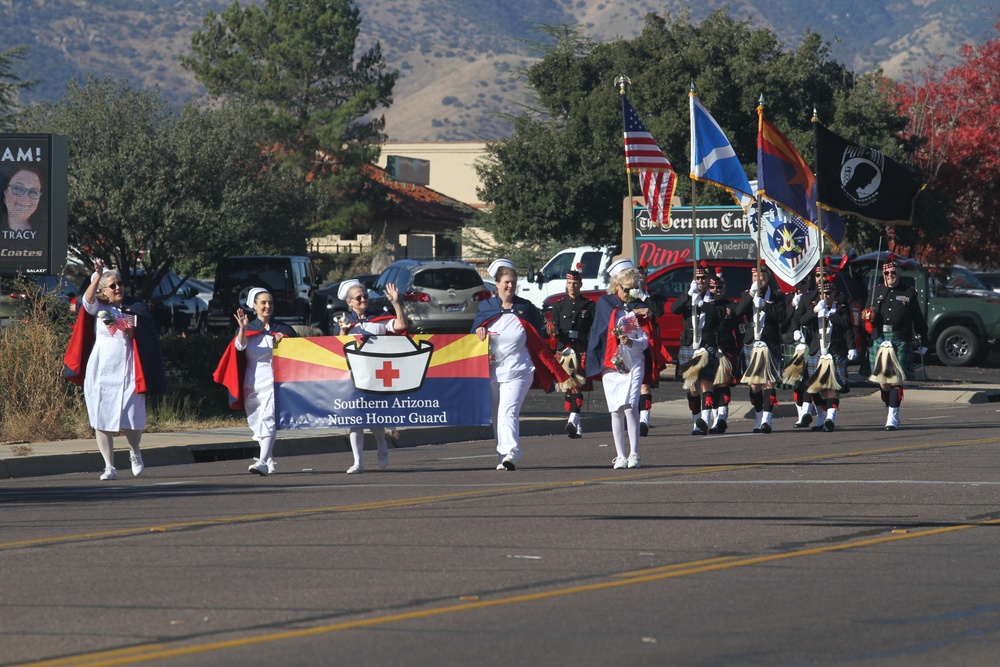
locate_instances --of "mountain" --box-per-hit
[2,0,995,142]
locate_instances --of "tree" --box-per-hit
[477,10,916,253]
[16,78,309,298]
[892,17,1000,267]
[0,45,36,130]
[180,0,397,236]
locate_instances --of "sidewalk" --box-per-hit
[3,378,998,479]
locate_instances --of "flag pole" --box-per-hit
[754,94,765,342]
[616,75,635,264]
[688,83,700,348]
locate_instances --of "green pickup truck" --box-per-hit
[846,253,1000,367]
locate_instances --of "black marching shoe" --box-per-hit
[823,420,835,432]
[885,425,898,432]
[694,418,708,435]
[716,419,727,433]
[565,421,577,438]
[760,422,772,434]
[640,421,649,437]
[793,413,813,429]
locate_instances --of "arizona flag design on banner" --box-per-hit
[272,334,491,429]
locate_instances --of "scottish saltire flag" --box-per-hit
[744,183,821,291]
[757,108,846,246]
[690,94,753,203]
[622,95,677,228]
[813,121,925,225]
[272,334,491,429]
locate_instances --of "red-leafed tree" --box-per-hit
[892,18,1000,267]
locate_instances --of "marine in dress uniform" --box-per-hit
[861,257,928,430]
[548,268,595,438]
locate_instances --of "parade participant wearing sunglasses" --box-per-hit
[861,256,928,430]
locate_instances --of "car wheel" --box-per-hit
[935,324,980,367]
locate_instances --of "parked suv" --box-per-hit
[367,260,492,334]
[207,255,319,334]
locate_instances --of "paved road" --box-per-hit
[4,387,1000,666]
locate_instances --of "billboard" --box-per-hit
[0,134,68,276]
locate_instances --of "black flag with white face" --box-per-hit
[813,121,925,225]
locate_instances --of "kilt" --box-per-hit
[679,345,720,382]
[807,353,849,391]
[742,342,782,384]
[868,332,916,381]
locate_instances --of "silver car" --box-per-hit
[367,260,492,334]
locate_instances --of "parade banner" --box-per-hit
[273,333,491,430]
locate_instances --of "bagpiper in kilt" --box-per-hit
[709,269,740,433]
[861,257,928,431]
[734,262,786,433]
[548,268,595,439]
[671,262,724,436]
[782,271,818,429]
[801,274,857,432]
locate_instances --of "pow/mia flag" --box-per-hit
[813,121,925,225]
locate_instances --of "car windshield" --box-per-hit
[937,266,990,291]
[413,268,482,291]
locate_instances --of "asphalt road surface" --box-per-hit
[4,375,1000,666]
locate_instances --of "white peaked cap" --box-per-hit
[246,288,269,308]
[607,257,634,278]
[337,279,363,302]
[488,258,515,278]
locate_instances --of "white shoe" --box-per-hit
[129,451,144,477]
[500,452,516,471]
[99,467,117,481]
[627,452,641,469]
[266,458,277,475]
[248,459,268,476]
[612,456,627,470]
[378,450,389,469]
[346,464,363,474]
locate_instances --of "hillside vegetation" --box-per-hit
[1,0,993,141]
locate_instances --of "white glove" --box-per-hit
[918,346,928,356]
[813,301,827,316]
[688,280,699,297]
[828,302,838,314]
[792,293,802,308]
[847,349,858,362]
[691,294,704,308]
[792,330,803,343]
[753,296,764,309]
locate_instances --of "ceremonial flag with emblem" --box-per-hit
[757,107,846,246]
[622,95,676,228]
[272,334,491,429]
[690,94,753,203]
[813,121,925,225]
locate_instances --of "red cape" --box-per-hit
[477,312,569,393]
[212,330,264,411]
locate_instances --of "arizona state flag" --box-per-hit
[813,121,925,225]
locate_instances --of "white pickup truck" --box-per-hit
[516,246,616,308]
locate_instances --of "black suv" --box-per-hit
[207,255,319,334]
[367,259,491,334]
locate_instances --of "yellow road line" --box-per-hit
[14,516,1000,667]
[4,435,999,552]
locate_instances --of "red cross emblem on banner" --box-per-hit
[375,360,400,387]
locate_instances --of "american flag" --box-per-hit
[105,313,137,337]
[622,95,676,227]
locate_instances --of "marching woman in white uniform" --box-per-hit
[338,279,407,473]
[231,288,297,475]
[472,259,568,471]
[585,259,649,469]
[64,260,167,481]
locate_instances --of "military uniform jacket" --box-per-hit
[868,284,928,342]
[800,294,854,357]
[550,295,595,349]
[734,287,786,347]
[670,292,722,349]
[783,290,813,345]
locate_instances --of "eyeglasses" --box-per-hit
[104,282,121,290]
[352,295,368,302]
[883,271,897,276]
[695,276,709,281]
[7,183,42,200]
